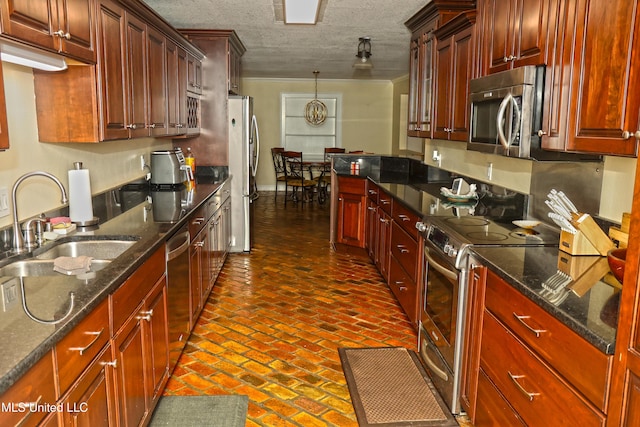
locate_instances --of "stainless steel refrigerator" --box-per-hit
[228,95,260,252]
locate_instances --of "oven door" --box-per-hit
[419,243,463,413]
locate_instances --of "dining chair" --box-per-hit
[282,151,318,204]
[317,147,345,204]
[270,147,287,200]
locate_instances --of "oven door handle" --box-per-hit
[425,248,458,281]
[421,345,449,382]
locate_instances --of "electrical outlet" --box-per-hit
[140,155,146,171]
[1,278,18,312]
[0,187,9,218]
[432,150,442,167]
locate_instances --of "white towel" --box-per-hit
[53,256,94,275]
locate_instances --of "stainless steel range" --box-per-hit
[415,196,560,414]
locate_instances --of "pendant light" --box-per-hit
[353,36,373,69]
[304,70,327,126]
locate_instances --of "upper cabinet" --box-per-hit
[541,0,640,156]
[478,0,553,75]
[30,0,204,143]
[405,0,476,140]
[0,62,8,150]
[0,0,96,62]
[187,53,202,95]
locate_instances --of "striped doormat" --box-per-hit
[339,347,458,427]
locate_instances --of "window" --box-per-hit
[281,93,342,160]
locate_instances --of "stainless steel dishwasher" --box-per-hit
[165,224,191,373]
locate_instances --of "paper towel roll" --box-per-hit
[68,168,94,222]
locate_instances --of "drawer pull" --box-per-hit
[513,313,547,338]
[15,395,42,427]
[137,309,154,322]
[398,214,411,222]
[508,371,540,401]
[397,245,410,254]
[69,329,105,356]
[101,360,118,369]
[381,199,391,205]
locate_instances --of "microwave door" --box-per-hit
[496,94,521,150]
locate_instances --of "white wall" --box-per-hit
[241,77,394,191]
[0,63,172,229]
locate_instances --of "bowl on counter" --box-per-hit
[607,248,627,284]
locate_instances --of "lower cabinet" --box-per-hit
[335,176,367,248]
[465,264,612,426]
[190,226,206,327]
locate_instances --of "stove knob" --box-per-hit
[448,247,458,258]
[415,222,427,233]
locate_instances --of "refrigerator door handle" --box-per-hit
[251,114,260,177]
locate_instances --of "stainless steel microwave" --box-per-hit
[468,65,544,158]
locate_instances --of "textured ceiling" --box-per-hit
[143,0,429,80]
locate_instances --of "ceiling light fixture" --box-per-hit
[305,70,327,126]
[353,36,373,70]
[0,39,67,72]
[284,0,321,24]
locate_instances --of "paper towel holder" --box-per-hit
[70,162,99,228]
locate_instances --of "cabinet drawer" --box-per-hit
[392,201,420,240]
[388,255,418,324]
[481,311,605,427]
[485,270,611,409]
[475,368,525,427]
[189,206,208,236]
[390,221,419,282]
[56,299,110,395]
[0,351,56,427]
[378,190,392,215]
[338,176,366,194]
[111,247,165,333]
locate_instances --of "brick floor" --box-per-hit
[164,191,472,426]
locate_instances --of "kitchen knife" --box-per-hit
[547,196,573,220]
[548,212,577,233]
[557,190,578,213]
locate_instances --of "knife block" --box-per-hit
[559,230,601,256]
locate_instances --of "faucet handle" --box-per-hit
[22,217,48,249]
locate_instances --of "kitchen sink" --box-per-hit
[0,259,112,277]
[34,238,139,260]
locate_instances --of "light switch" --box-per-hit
[0,187,9,218]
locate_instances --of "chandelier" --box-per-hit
[304,70,327,126]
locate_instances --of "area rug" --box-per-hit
[149,394,249,427]
[339,347,458,427]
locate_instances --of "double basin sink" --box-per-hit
[0,237,140,277]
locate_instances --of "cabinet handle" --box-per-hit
[137,309,154,322]
[195,240,205,247]
[508,371,539,401]
[397,245,410,254]
[398,214,411,222]
[379,218,389,224]
[635,131,640,140]
[14,395,42,426]
[192,217,205,225]
[380,199,390,205]
[148,123,156,129]
[513,313,547,337]
[53,30,71,40]
[367,206,376,211]
[537,130,547,137]
[126,124,137,130]
[503,55,516,62]
[69,329,104,356]
[622,130,633,139]
[101,360,118,369]
[368,190,378,195]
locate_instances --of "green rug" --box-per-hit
[149,395,249,427]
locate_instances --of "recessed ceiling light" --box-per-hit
[284,0,320,24]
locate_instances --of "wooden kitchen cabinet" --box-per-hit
[541,0,640,156]
[467,268,611,426]
[111,246,168,427]
[187,53,203,94]
[405,0,476,139]
[0,0,95,63]
[478,0,554,75]
[335,176,367,248]
[190,227,206,326]
[432,11,476,142]
[147,25,168,138]
[0,62,9,150]
[0,351,56,427]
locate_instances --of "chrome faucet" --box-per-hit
[12,171,68,254]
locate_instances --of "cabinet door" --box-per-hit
[511,0,550,69]
[190,230,205,327]
[96,0,128,141]
[54,0,95,62]
[147,26,167,136]
[165,39,179,135]
[377,208,391,281]
[143,275,169,403]
[61,345,117,427]
[112,307,147,427]
[484,0,514,74]
[366,199,379,261]
[449,25,474,141]
[407,36,421,136]
[563,0,640,156]
[0,0,56,51]
[176,46,188,134]
[187,53,202,94]
[124,11,148,138]
[433,36,452,140]
[337,192,366,248]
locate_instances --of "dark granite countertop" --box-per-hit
[471,246,618,354]
[331,154,618,355]
[0,178,228,395]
